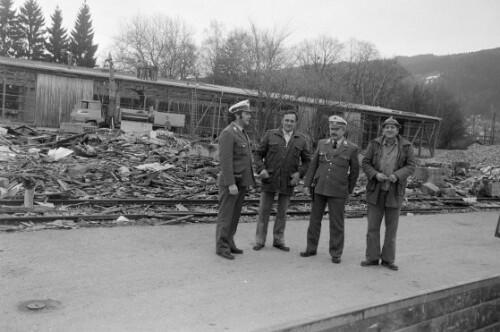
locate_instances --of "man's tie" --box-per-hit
[333,141,337,149]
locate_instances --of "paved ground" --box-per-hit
[1,211,499,332]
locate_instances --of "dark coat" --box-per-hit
[254,129,311,195]
[217,122,255,187]
[362,135,416,208]
[304,138,359,199]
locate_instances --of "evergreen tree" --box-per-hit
[17,0,46,60]
[69,1,97,67]
[45,6,69,63]
[0,0,19,57]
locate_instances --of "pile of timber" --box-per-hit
[0,126,224,201]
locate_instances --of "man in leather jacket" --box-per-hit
[253,110,311,252]
[360,117,416,271]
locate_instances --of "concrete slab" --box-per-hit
[120,120,153,134]
[1,211,499,332]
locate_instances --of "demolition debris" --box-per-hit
[0,124,499,231]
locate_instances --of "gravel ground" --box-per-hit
[1,211,499,332]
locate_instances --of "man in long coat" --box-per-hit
[215,100,255,260]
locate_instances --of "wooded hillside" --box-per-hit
[396,48,500,118]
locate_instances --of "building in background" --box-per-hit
[0,56,441,156]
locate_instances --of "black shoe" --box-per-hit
[360,260,379,267]
[300,251,317,257]
[230,248,243,254]
[381,261,398,271]
[331,257,341,264]
[253,244,265,251]
[216,252,235,260]
[273,243,290,252]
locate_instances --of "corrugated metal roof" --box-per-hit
[0,56,441,122]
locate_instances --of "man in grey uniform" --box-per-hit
[301,115,359,264]
[215,100,255,260]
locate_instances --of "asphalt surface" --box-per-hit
[1,211,499,332]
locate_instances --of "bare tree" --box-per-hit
[364,59,409,107]
[112,14,196,80]
[199,20,225,81]
[295,35,343,78]
[293,35,345,101]
[392,81,465,148]
[200,22,252,87]
[243,22,294,136]
[199,21,294,136]
[341,39,379,104]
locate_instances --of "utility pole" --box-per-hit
[187,76,198,137]
[491,106,496,145]
[105,53,117,128]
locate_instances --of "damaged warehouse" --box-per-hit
[0,56,441,156]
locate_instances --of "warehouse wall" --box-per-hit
[35,74,94,127]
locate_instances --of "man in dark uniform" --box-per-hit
[360,117,415,271]
[253,110,311,252]
[215,100,255,260]
[300,115,359,264]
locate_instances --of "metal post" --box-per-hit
[189,88,196,137]
[2,66,6,119]
[491,110,496,145]
[105,54,117,126]
[188,78,199,137]
[484,123,487,145]
[419,121,424,157]
[217,92,223,138]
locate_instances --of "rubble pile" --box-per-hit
[1,125,500,202]
[0,124,499,231]
[408,144,500,198]
[0,126,223,201]
[429,143,500,167]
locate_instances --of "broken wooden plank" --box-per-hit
[155,215,194,225]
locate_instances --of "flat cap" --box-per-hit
[229,100,252,114]
[382,116,400,128]
[328,115,347,126]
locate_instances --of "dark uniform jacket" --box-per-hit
[217,122,255,187]
[304,138,359,198]
[362,135,416,208]
[254,129,311,195]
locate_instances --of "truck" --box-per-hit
[68,100,154,127]
[70,100,107,127]
[63,99,185,133]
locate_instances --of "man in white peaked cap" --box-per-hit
[300,115,359,264]
[215,100,255,260]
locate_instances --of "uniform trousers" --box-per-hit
[216,183,247,254]
[305,193,346,259]
[365,190,400,264]
[255,191,292,246]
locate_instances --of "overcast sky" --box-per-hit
[13,0,500,60]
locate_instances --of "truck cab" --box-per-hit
[71,100,105,126]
